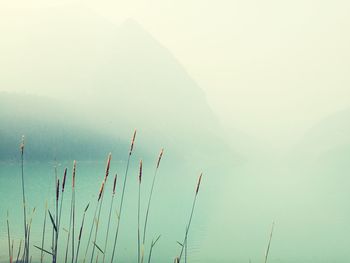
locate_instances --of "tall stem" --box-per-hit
[142,149,163,248]
[137,182,141,263]
[41,202,48,263]
[110,130,136,263]
[264,222,275,263]
[90,182,106,263]
[178,194,197,261]
[102,174,116,263]
[110,154,131,262]
[83,202,99,263]
[20,137,28,263]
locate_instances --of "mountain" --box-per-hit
[0,6,235,167]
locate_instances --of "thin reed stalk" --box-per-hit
[26,207,36,262]
[178,173,202,262]
[58,168,67,232]
[141,149,163,263]
[147,235,160,263]
[20,136,28,263]
[40,202,48,263]
[90,153,111,262]
[54,179,60,263]
[83,201,99,263]
[264,222,275,263]
[75,203,90,263]
[138,160,143,263]
[102,173,117,263]
[15,239,22,263]
[90,179,106,262]
[110,130,137,263]
[65,161,76,263]
[7,211,12,263]
[72,161,77,263]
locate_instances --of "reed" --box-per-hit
[40,202,48,263]
[7,211,12,263]
[141,149,163,263]
[83,200,99,263]
[26,207,36,262]
[58,168,67,232]
[64,161,76,263]
[264,222,275,263]
[75,203,90,263]
[110,129,137,263]
[90,153,111,262]
[147,235,160,263]
[102,173,117,263]
[138,160,143,263]
[20,136,28,263]
[178,173,202,262]
[54,178,60,263]
[72,161,77,263]
[15,239,22,263]
[90,179,106,262]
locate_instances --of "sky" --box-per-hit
[1,0,350,146]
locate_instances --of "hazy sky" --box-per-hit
[1,0,350,145]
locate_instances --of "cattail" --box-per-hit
[62,168,67,193]
[196,173,202,195]
[113,173,117,195]
[56,179,60,201]
[178,173,203,261]
[20,135,25,153]
[19,135,28,263]
[75,203,90,263]
[90,153,113,262]
[129,129,137,155]
[58,168,67,249]
[102,173,117,263]
[72,160,76,188]
[110,130,137,263]
[156,148,164,169]
[98,180,105,202]
[105,153,112,180]
[141,148,164,249]
[138,160,143,181]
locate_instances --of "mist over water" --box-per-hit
[1,1,350,262]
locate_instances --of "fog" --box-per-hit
[1,1,350,262]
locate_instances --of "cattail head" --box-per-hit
[113,173,117,195]
[98,180,105,201]
[129,129,137,155]
[139,160,143,184]
[72,160,76,188]
[105,153,112,180]
[62,168,67,193]
[20,135,25,154]
[196,173,203,195]
[156,148,164,169]
[56,179,60,201]
[84,203,90,213]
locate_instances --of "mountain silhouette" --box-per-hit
[0,6,234,166]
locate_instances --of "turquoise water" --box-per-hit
[0,155,209,263]
[1,150,350,262]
